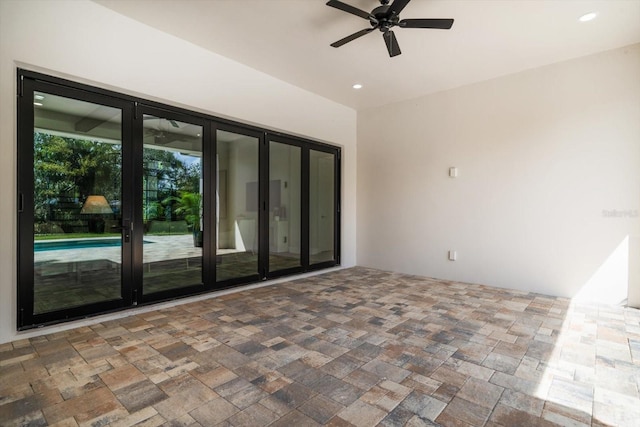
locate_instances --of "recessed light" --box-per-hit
[352,84,363,89]
[33,102,43,106]
[34,94,45,100]
[579,12,597,22]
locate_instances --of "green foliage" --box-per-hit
[142,148,201,223]
[34,132,202,233]
[163,191,202,232]
[34,133,121,223]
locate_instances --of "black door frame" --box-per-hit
[17,76,135,328]
[17,69,341,330]
[307,144,341,271]
[212,122,264,287]
[264,133,308,279]
[133,104,213,304]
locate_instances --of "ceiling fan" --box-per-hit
[326,0,454,57]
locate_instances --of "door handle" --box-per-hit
[111,219,131,243]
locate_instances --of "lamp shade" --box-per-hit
[80,195,113,214]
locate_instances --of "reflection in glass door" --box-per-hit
[216,130,260,282]
[31,91,124,313]
[142,114,203,294]
[269,141,301,272]
[18,70,341,330]
[310,150,336,264]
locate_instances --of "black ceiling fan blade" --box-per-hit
[326,0,372,20]
[331,28,375,48]
[399,18,454,29]
[383,30,401,57]
[388,0,412,16]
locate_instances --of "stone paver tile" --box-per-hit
[269,409,321,427]
[456,376,504,409]
[436,396,491,426]
[336,400,387,427]
[347,342,384,361]
[189,365,237,389]
[378,404,415,427]
[188,397,238,425]
[400,391,447,422]
[489,371,538,395]
[541,401,591,427]
[430,411,471,427]
[312,375,364,406]
[546,377,593,415]
[42,387,124,425]
[114,379,168,413]
[431,382,459,404]
[226,403,280,426]
[0,409,47,427]
[49,417,79,427]
[482,352,521,375]
[75,405,130,426]
[298,394,345,424]
[498,389,545,417]
[109,407,160,427]
[320,354,364,379]
[213,377,253,398]
[489,402,560,426]
[259,394,295,417]
[225,384,268,410]
[152,392,204,420]
[493,340,529,359]
[273,381,316,408]
[359,385,387,405]
[342,368,381,390]
[430,366,468,388]
[362,359,411,383]
[3,267,640,427]
[454,360,495,381]
[301,350,334,368]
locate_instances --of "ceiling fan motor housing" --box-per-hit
[371,5,400,31]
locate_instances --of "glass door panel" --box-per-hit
[142,115,204,293]
[310,149,336,264]
[269,142,301,271]
[216,130,260,282]
[32,91,124,313]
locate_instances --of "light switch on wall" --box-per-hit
[448,250,457,261]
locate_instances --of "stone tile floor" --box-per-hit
[1,267,640,426]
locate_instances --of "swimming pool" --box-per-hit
[34,238,151,252]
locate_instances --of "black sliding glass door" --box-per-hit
[137,107,208,302]
[18,79,134,327]
[215,126,262,284]
[310,148,339,266]
[17,69,340,330]
[267,138,304,276]
[264,134,340,277]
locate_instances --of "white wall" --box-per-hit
[358,44,640,303]
[0,0,357,344]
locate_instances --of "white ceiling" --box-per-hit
[94,0,640,110]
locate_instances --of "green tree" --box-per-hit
[143,148,201,223]
[34,133,121,223]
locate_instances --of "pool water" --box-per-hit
[34,238,151,252]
